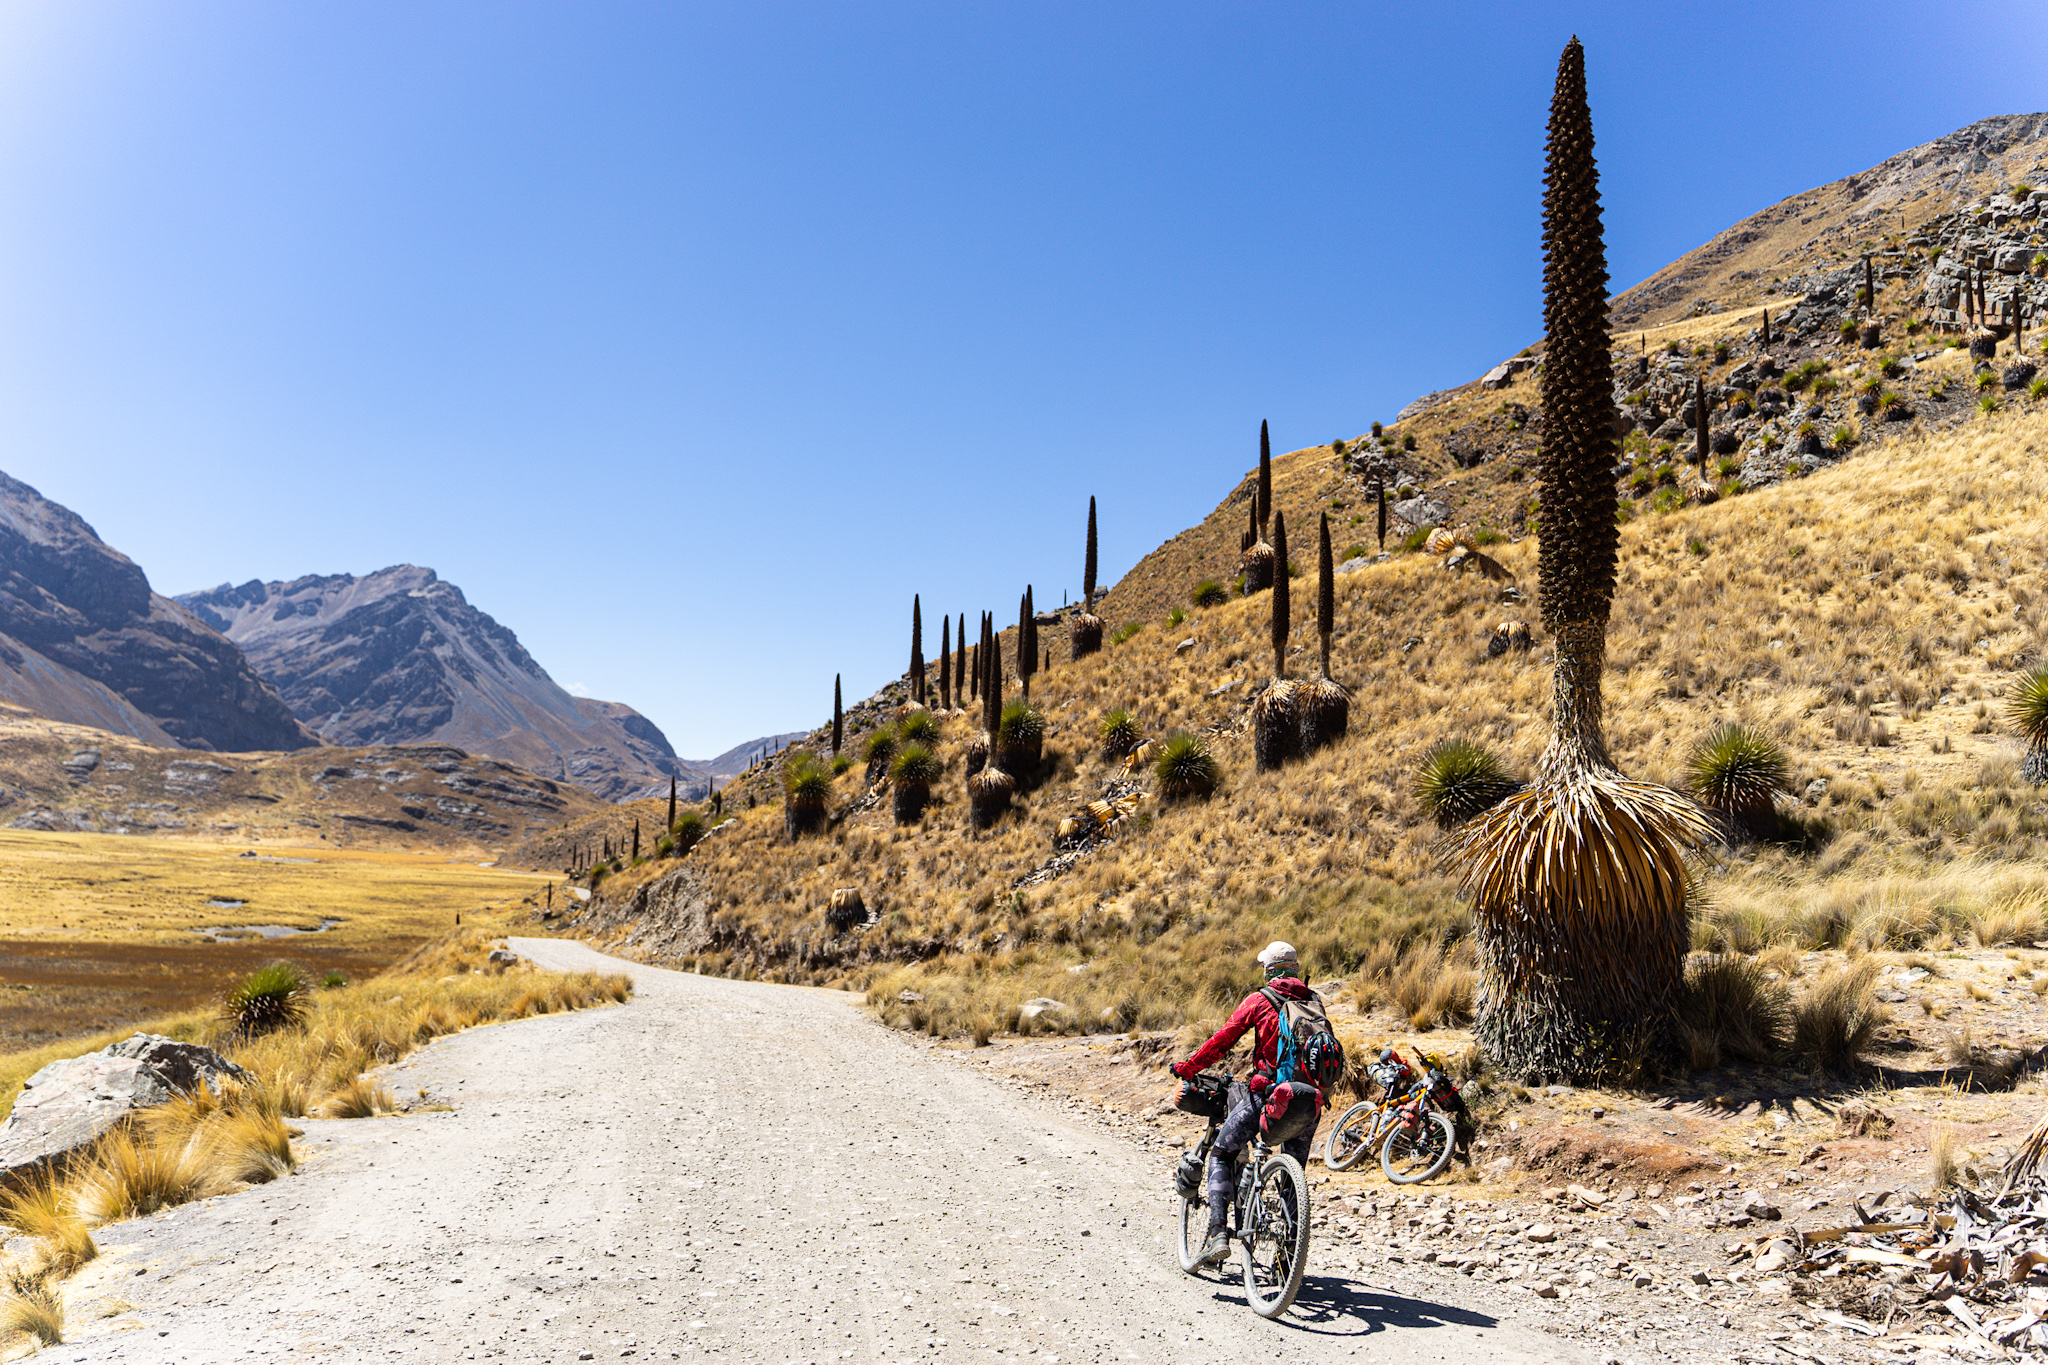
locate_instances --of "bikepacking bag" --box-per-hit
[1259,1080,1323,1143]
[1260,986,1346,1089]
[1174,1148,1206,1200]
[1175,1071,1230,1120]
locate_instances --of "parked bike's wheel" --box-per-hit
[1240,1154,1309,1319]
[1323,1100,1378,1171]
[1381,1110,1456,1184]
[1176,1192,1208,1275]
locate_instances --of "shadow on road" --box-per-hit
[1202,1271,1503,1337]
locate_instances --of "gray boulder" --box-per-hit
[0,1033,251,1181]
[1390,496,1451,529]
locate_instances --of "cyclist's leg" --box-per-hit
[1206,1081,1259,1234]
[1278,1131,1314,1223]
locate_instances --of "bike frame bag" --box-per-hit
[1259,1080,1323,1143]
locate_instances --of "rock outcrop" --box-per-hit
[180,567,699,803]
[0,1034,252,1181]
[0,470,316,753]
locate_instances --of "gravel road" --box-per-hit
[53,939,1583,1364]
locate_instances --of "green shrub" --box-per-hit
[863,730,898,766]
[2009,664,2048,783]
[1977,370,1997,392]
[1651,488,1684,514]
[1686,722,1789,835]
[1412,739,1521,831]
[1342,543,1368,562]
[891,743,941,788]
[1686,536,1708,557]
[1715,455,1742,476]
[1980,394,2000,414]
[1878,354,1904,378]
[1112,621,1144,644]
[223,961,310,1038]
[1397,526,1431,553]
[319,971,349,990]
[997,698,1044,747]
[1811,375,1839,397]
[1154,729,1218,800]
[672,811,707,854]
[1166,605,1186,627]
[1097,707,1142,761]
[2030,377,2047,401]
[898,711,939,746]
[831,754,852,776]
[1472,528,1505,545]
[1191,579,1228,608]
[1831,425,1857,450]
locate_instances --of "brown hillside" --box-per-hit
[0,705,603,854]
[565,410,2048,1025]
[1612,112,2048,328]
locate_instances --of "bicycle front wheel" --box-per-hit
[1240,1153,1309,1319]
[1322,1100,1378,1171]
[1381,1110,1456,1184]
[1176,1190,1208,1274]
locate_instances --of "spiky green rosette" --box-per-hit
[2010,664,2048,785]
[783,750,831,840]
[223,960,310,1038]
[1098,707,1141,762]
[1686,722,1789,836]
[1414,739,1522,830]
[1439,38,1712,1084]
[1154,729,1218,800]
[891,743,940,824]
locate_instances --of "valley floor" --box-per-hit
[41,939,1583,1365]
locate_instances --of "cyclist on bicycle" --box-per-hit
[1169,941,1321,1267]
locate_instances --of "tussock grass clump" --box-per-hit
[319,1075,396,1119]
[1,1176,96,1276]
[1413,740,1522,831]
[671,811,707,856]
[1676,954,1789,1070]
[1,1275,63,1346]
[1930,1122,1961,1192]
[1191,579,1229,608]
[899,711,940,747]
[1153,730,1218,800]
[222,961,310,1039]
[1097,708,1142,763]
[1788,961,1885,1074]
[1354,938,1476,1030]
[1686,723,1790,838]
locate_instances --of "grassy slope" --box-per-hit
[576,409,2048,1036]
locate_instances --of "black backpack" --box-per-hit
[1261,986,1345,1089]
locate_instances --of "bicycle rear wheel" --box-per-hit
[1239,1153,1309,1319]
[1322,1100,1378,1171]
[1381,1110,1456,1184]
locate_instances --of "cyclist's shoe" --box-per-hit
[1196,1228,1231,1267]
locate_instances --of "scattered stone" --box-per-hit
[1019,999,1068,1021]
[1390,496,1451,529]
[1524,1224,1557,1243]
[487,948,520,967]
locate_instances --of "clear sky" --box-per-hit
[2,3,2044,758]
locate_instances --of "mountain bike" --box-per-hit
[1323,1050,1461,1184]
[1172,1077,1311,1319]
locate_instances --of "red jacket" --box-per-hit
[1173,977,1313,1093]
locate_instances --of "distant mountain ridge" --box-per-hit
[180,567,701,803]
[0,470,315,753]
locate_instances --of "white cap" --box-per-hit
[1257,941,1298,970]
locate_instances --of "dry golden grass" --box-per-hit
[0,1176,96,1276]
[596,410,2048,1044]
[0,1274,63,1346]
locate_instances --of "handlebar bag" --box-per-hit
[1175,1072,1231,1120]
[1259,1080,1323,1143]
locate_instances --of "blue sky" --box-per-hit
[2,3,2044,757]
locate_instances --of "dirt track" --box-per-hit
[51,939,1583,1363]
